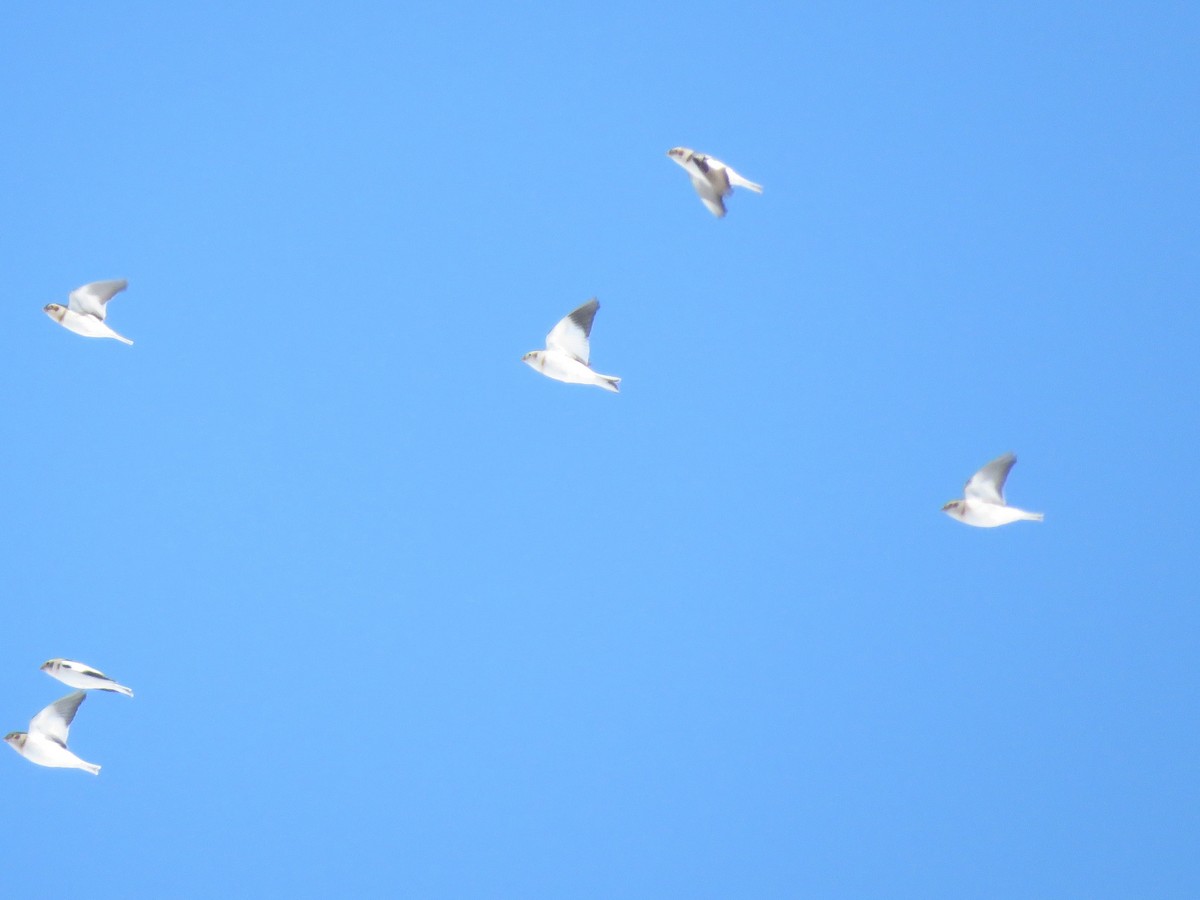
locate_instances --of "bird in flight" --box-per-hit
[41,658,134,697]
[44,279,134,345]
[5,692,101,775]
[942,453,1044,527]
[522,299,621,393]
[667,147,762,217]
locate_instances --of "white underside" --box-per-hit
[17,735,100,773]
[951,499,1044,528]
[527,351,619,392]
[53,309,133,345]
[50,670,133,696]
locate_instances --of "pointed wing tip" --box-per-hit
[703,199,727,217]
[568,298,600,326]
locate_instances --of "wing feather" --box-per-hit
[965,453,1017,505]
[29,692,86,747]
[68,279,128,320]
[546,299,600,364]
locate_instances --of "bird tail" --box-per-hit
[1024,511,1045,522]
[599,375,621,394]
[113,332,134,346]
[82,761,101,776]
[728,170,763,193]
[104,684,134,698]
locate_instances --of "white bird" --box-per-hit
[667,147,762,217]
[44,279,133,345]
[942,453,1044,528]
[5,692,100,775]
[41,659,134,697]
[522,299,621,393]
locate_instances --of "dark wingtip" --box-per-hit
[567,299,600,335]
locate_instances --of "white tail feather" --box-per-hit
[728,170,763,193]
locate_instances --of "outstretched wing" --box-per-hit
[29,692,86,747]
[546,299,600,364]
[965,453,1017,505]
[68,279,128,321]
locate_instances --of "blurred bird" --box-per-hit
[667,147,762,217]
[4,692,100,775]
[522,299,621,393]
[942,453,1044,527]
[44,279,133,345]
[41,658,134,697]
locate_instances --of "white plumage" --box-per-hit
[44,279,134,345]
[42,658,134,697]
[942,453,1044,528]
[4,692,101,775]
[667,147,762,218]
[522,299,621,393]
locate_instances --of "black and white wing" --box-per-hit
[546,299,600,365]
[64,659,111,681]
[29,692,86,747]
[689,155,730,217]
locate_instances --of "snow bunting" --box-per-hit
[41,659,134,697]
[942,453,1044,528]
[667,147,762,217]
[5,692,100,775]
[522,299,621,393]
[44,279,133,345]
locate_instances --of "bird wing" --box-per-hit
[687,159,729,216]
[964,453,1017,505]
[546,299,600,365]
[65,660,109,680]
[696,156,734,191]
[694,183,727,217]
[68,279,128,321]
[29,692,86,747]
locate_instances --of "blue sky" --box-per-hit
[3,2,1197,896]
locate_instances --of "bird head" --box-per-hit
[521,351,542,369]
[43,303,66,323]
[40,659,60,673]
[667,147,693,168]
[4,732,26,749]
[941,500,964,516]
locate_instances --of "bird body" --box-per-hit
[44,279,133,345]
[42,658,134,697]
[667,147,762,217]
[523,299,620,393]
[5,692,100,775]
[949,500,1044,528]
[943,453,1044,528]
[524,350,620,392]
[7,731,101,774]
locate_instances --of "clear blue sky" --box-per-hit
[3,2,1197,897]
